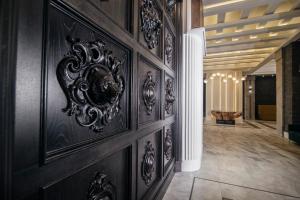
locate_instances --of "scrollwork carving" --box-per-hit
[165,79,175,114]
[164,129,173,160]
[56,37,125,132]
[142,141,155,186]
[140,0,162,49]
[87,172,116,200]
[165,33,173,64]
[143,71,156,115]
[166,0,176,19]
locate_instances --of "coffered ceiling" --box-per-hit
[203,0,300,72]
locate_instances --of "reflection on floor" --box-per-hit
[163,120,300,200]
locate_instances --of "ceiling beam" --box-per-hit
[204,64,257,71]
[204,0,283,16]
[207,44,278,54]
[207,23,300,40]
[204,55,267,61]
[246,29,300,74]
[204,58,263,64]
[205,61,260,66]
[207,36,286,48]
[205,52,270,58]
[205,9,300,31]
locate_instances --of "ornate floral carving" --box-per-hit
[140,0,162,49]
[143,71,156,115]
[164,129,173,160]
[56,37,125,132]
[165,33,173,64]
[142,141,155,186]
[166,0,176,19]
[165,79,175,114]
[87,172,116,200]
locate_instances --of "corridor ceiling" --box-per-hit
[203,0,300,72]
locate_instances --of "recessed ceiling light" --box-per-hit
[232,77,237,81]
[223,79,227,83]
[204,0,246,9]
[279,22,288,26]
[228,75,233,78]
[250,35,258,39]
[241,77,246,81]
[256,25,265,30]
[269,32,278,37]
[232,38,239,41]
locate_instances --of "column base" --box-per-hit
[181,159,201,172]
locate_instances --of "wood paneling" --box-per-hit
[2,0,181,199]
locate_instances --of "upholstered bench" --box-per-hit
[211,111,242,125]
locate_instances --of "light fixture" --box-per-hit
[256,25,265,30]
[212,73,217,77]
[232,77,237,81]
[236,80,239,84]
[204,0,247,9]
[215,40,223,43]
[228,75,232,78]
[279,22,288,26]
[269,32,278,37]
[204,80,208,84]
[232,38,239,41]
[210,77,214,80]
[235,29,242,33]
[221,74,225,77]
[217,72,221,76]
[250,35,257,39]
[223,79,227,83]
[249,85,252,89]
[241,77,246,81]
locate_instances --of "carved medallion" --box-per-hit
[56,37,125,132]
[164,129,173,160]
[140,0,162,49]
[87,172,116,200]
[143,71,156,115]
[165,33,173,64]
[142,141,155,186]
[166,0,176,20]
[165,79,175,114]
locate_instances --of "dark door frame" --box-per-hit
[0,0,18,199]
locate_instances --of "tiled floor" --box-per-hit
[163,121,300,200]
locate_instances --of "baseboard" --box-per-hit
[154,167,175,200]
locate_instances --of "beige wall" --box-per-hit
[205,71,243,117]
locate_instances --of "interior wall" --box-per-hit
[255,76,276,121]
[205,71,243,117]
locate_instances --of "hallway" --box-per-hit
[163,121,300,200]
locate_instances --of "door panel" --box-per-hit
[42,147,131,200]
[44,2,131,159]
[10,0,180,199]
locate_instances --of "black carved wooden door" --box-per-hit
[5,0,180,199]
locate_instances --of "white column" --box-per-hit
[181,28,206,172]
